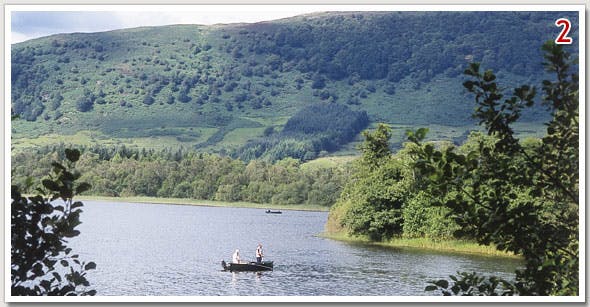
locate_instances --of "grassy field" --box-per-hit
[300,155,357,170]
[76,195,330,212]
[11,128,218,152]
[321,232,520,259]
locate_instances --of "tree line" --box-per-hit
[12,145,351,207]
[236,12,577,82]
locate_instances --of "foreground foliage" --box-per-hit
[12,149,96,296]
[412,42,578,295]
[327,41,578,296]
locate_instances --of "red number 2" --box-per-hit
[555,18,573,45]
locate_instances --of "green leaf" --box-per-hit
[40,280,52,290]
[42,179,60,191]
[51,162,66,171]
[435,280,449,288]
[483,70,496,82]
[32,263,44,276]
[71,201,84,209]
[65,149,81,163]
[425,285,438,291]
[63,230,81,238]
[463,80,475,90]
[75,183,92,195]
[424,144,434,156]
[84,262,96,270]
[86,290,97,296]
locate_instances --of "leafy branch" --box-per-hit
[11,149,96,296]
[411,41,578,296]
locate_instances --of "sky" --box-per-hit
[9,5,352,44]
[10,4,581,44]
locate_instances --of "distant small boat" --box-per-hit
[221,260,274,272]
[265,210,282,214]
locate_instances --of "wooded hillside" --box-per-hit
[11,11,578,158]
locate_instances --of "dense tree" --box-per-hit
[329,124,417,240]
[12,146,351,208]
[358,123,393,168]
[235,102,369,161]
[177,90,191,103]
[142,93,155,105]
[75,90,96,112]
[311,73,326,89]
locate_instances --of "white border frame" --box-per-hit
[4,4,586,303]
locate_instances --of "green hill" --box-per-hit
[11,11,579,159]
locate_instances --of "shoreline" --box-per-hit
[76,195,330,212]
[320,232,521,259]
[76,196,516,259]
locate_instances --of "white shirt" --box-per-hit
[232,251,240,263]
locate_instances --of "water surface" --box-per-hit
[68,201,521,296]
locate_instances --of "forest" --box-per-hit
[12,144,350,207]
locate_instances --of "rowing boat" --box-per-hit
[221,260,274,272]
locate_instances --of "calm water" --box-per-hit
[68,200,521,296]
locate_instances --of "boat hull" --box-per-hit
[222,260,274,272]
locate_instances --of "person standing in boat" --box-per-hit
[232,249,241,264]
[255,243,264,263]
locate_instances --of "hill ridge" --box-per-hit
[11,11,578,158]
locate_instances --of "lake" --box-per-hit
[68,200,521,296]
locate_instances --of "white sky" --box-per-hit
[10,5,367,44]
[9,4,584,44]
